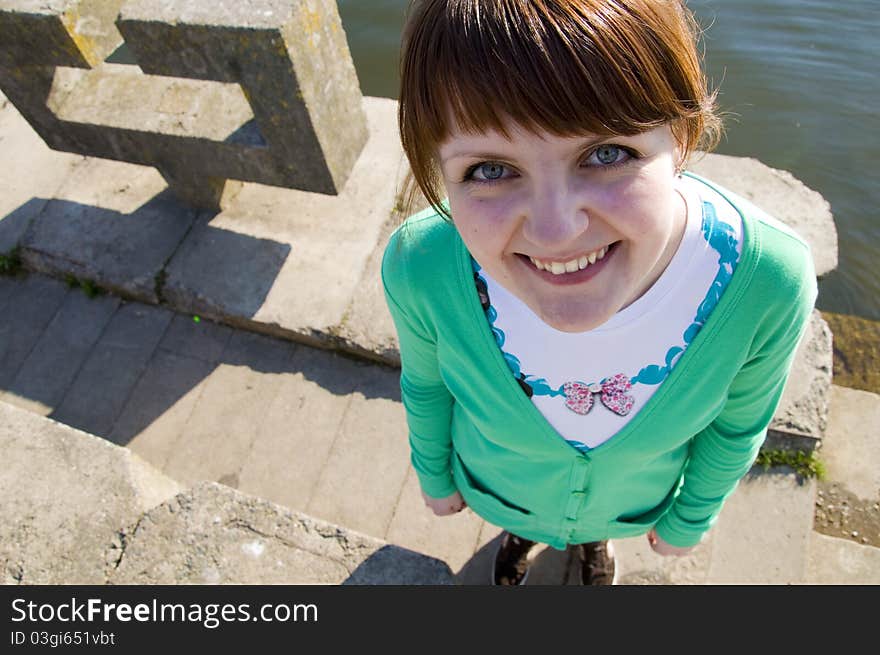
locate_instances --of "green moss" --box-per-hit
[64,274,104,298]
[0,247,22,276]
[80,278,103,298]
[755,449,826,480]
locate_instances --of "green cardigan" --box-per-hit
[381,174,817,549]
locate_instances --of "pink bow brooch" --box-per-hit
[562,373,635,416]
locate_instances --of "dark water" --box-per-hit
[338,0,880,321]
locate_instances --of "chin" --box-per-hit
[538,305,614,333]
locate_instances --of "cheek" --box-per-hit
[603,176,676,236]
[451,195,520,244]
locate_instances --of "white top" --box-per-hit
[477,175,743,452]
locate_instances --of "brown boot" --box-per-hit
[492,532,537,585]
[580,540,618,585]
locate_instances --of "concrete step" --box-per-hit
[0,399,453,584]
[805,532,880,584]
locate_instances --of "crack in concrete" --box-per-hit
[106,514,145,581]
[222,517,371,572]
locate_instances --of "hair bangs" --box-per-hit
[398,0,720,219]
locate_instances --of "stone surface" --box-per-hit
[0,89,84,254]
[21,158,196,304]
[111,481,453,585]
[385,467,486,575]
[163,97,406,339]
[0,274,68,389]
[305,361,410,540]
[806,532,880,584]
[51,301,173,437]
[1,0,367,209]
[0,1,124,69]
[706,470,816,584]
[0,396,452,584]
[766,310,833,450]
[0,398,180,584]
[160,330,292,487]
[818,386,880,501]
[333,209,402,365]
[688,152,838,277]
[237,345,364,512]
[2,288,119,415]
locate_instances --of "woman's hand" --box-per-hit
[421,490,467,516]
[646,528,695,557]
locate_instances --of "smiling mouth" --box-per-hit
[526,243,617,275]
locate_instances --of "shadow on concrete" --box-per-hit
[1,267,401,450]
[0,197,50,253]
[342,544,454,584]
[3,187,301,318]
[454,532,575,585]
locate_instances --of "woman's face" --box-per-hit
[438,120,687,332]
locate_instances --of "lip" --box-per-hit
[516,242,618,285]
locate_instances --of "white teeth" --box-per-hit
[530,245,612,275]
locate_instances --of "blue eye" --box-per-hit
[587,143,632,166]
[471,162,507,181]
[464,161,512,182]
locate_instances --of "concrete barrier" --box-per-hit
[0,0,367,210]
[0,399,453,584]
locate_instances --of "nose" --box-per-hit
[520,180,590,248]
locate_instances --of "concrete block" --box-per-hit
[0,91,85,254]
[0,398,179,584]
[767,310,833,450]
[51,301,172,437]
[0,1,124,69]
[237,345,359,512]
[110,349,213,462]
[385,467,485,575]
[160,330,292,487]
[333,210,402,365]
[156,312,233,363]
[706,470,816,584]
[163,97,404,339]
[689,153,838,277]
[21,158,197,304]
[110,481,453,584]
[2,288,118,414]
[819,386,880,501]
[306,362,410,540]
[1,0,368,209]
[806,532,880,584]
[0,274,68,389]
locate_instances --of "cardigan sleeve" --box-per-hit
[653,235,818,548]
[381,229,458,499]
